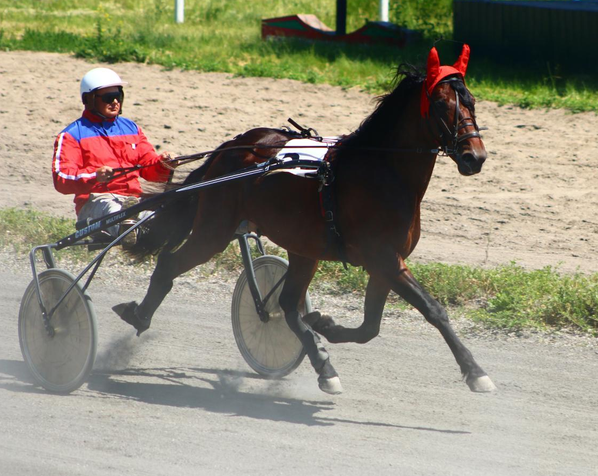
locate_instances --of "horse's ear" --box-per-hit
[426,47,441,82]
[453,44,470,77]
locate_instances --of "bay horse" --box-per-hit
[114,45,496,395]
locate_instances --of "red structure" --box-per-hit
[262,14,418,47]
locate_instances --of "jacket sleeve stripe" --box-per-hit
[54,132,96,181]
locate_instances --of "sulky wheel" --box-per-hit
[19,269,97,393]
[231,255,309,378]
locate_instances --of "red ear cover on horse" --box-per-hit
[427,46,441,83]
[420,44,471,118]
[453,44,470,76]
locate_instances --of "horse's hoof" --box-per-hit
[112,301,151,337]
[303,312,336,337]
[302,311,321,327]
[467,375,497,393]
[318,376,343,395]
[316,359,342,394]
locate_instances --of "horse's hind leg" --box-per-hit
[113,226,232,335]
[279,253,343,395]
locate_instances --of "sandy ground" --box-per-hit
[0,256,596,476]
[1,52,598,476]
[2,51,598,274]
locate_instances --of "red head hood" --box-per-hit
[420,44,470,118]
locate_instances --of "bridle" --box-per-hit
[426,77,482,157]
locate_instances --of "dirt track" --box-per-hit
[2,51,598,273]
[1,51,598,475]
[1,253,597,476]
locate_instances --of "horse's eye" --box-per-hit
[433,100,449,115]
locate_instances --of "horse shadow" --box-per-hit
[0,358,335,426]
[0,359,43,392]
[0,359,470,434]
[87,365,337,427]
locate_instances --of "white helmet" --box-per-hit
[80,68,128,100]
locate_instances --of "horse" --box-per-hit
[114,44,496,395]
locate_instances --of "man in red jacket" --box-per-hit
[52,67,178,244]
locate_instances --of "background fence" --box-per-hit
[453,0,598,70]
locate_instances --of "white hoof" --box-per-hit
[468,375,497,393]
[318,376,343,395]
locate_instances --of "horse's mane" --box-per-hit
[340,64,476,152]
[341,64,426,150]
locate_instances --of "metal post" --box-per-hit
[175,0,184,23]
[336,0,347,35]
[380,0,389,22]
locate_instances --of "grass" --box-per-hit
[2,207,597,335]
[0,208,76,253]
[1,0,598,109]
[409,262,598,332]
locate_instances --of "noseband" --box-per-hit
[427,77,481,156]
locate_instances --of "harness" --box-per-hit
[105,95,481,268]
[290,77,483,269]
[286,120,349,268]
[318,154,349,268]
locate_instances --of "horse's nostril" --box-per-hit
[462,152,485,167]
[459,152,485,175]
[462,152,475,164]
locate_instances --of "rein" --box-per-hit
[111,82,484,183]
[109,142,442,182]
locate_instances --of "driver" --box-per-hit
[52,67,179,245]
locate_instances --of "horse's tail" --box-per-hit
[125,158,213,260]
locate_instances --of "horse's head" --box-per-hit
[421,45,487,176]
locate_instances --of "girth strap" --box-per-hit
[286,117,349,268]
[318,161,349,270]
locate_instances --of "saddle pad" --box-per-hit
[270,137,338,178]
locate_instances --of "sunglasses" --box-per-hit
[98,91,123,104]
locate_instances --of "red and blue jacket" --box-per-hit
[52,110,170,214]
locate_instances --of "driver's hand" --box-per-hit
[159,152,180,168]
[96,165,114,183]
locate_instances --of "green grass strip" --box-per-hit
[1,207,596,334]
[1,0,597,110]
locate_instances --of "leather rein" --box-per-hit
[111,80,484,181]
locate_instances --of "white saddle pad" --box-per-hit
[270,137,338,178]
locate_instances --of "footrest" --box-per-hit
[87,231,113,251]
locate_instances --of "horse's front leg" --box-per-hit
[279,253,343,395]
[304,274,390,344]
[390,263,496,393]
